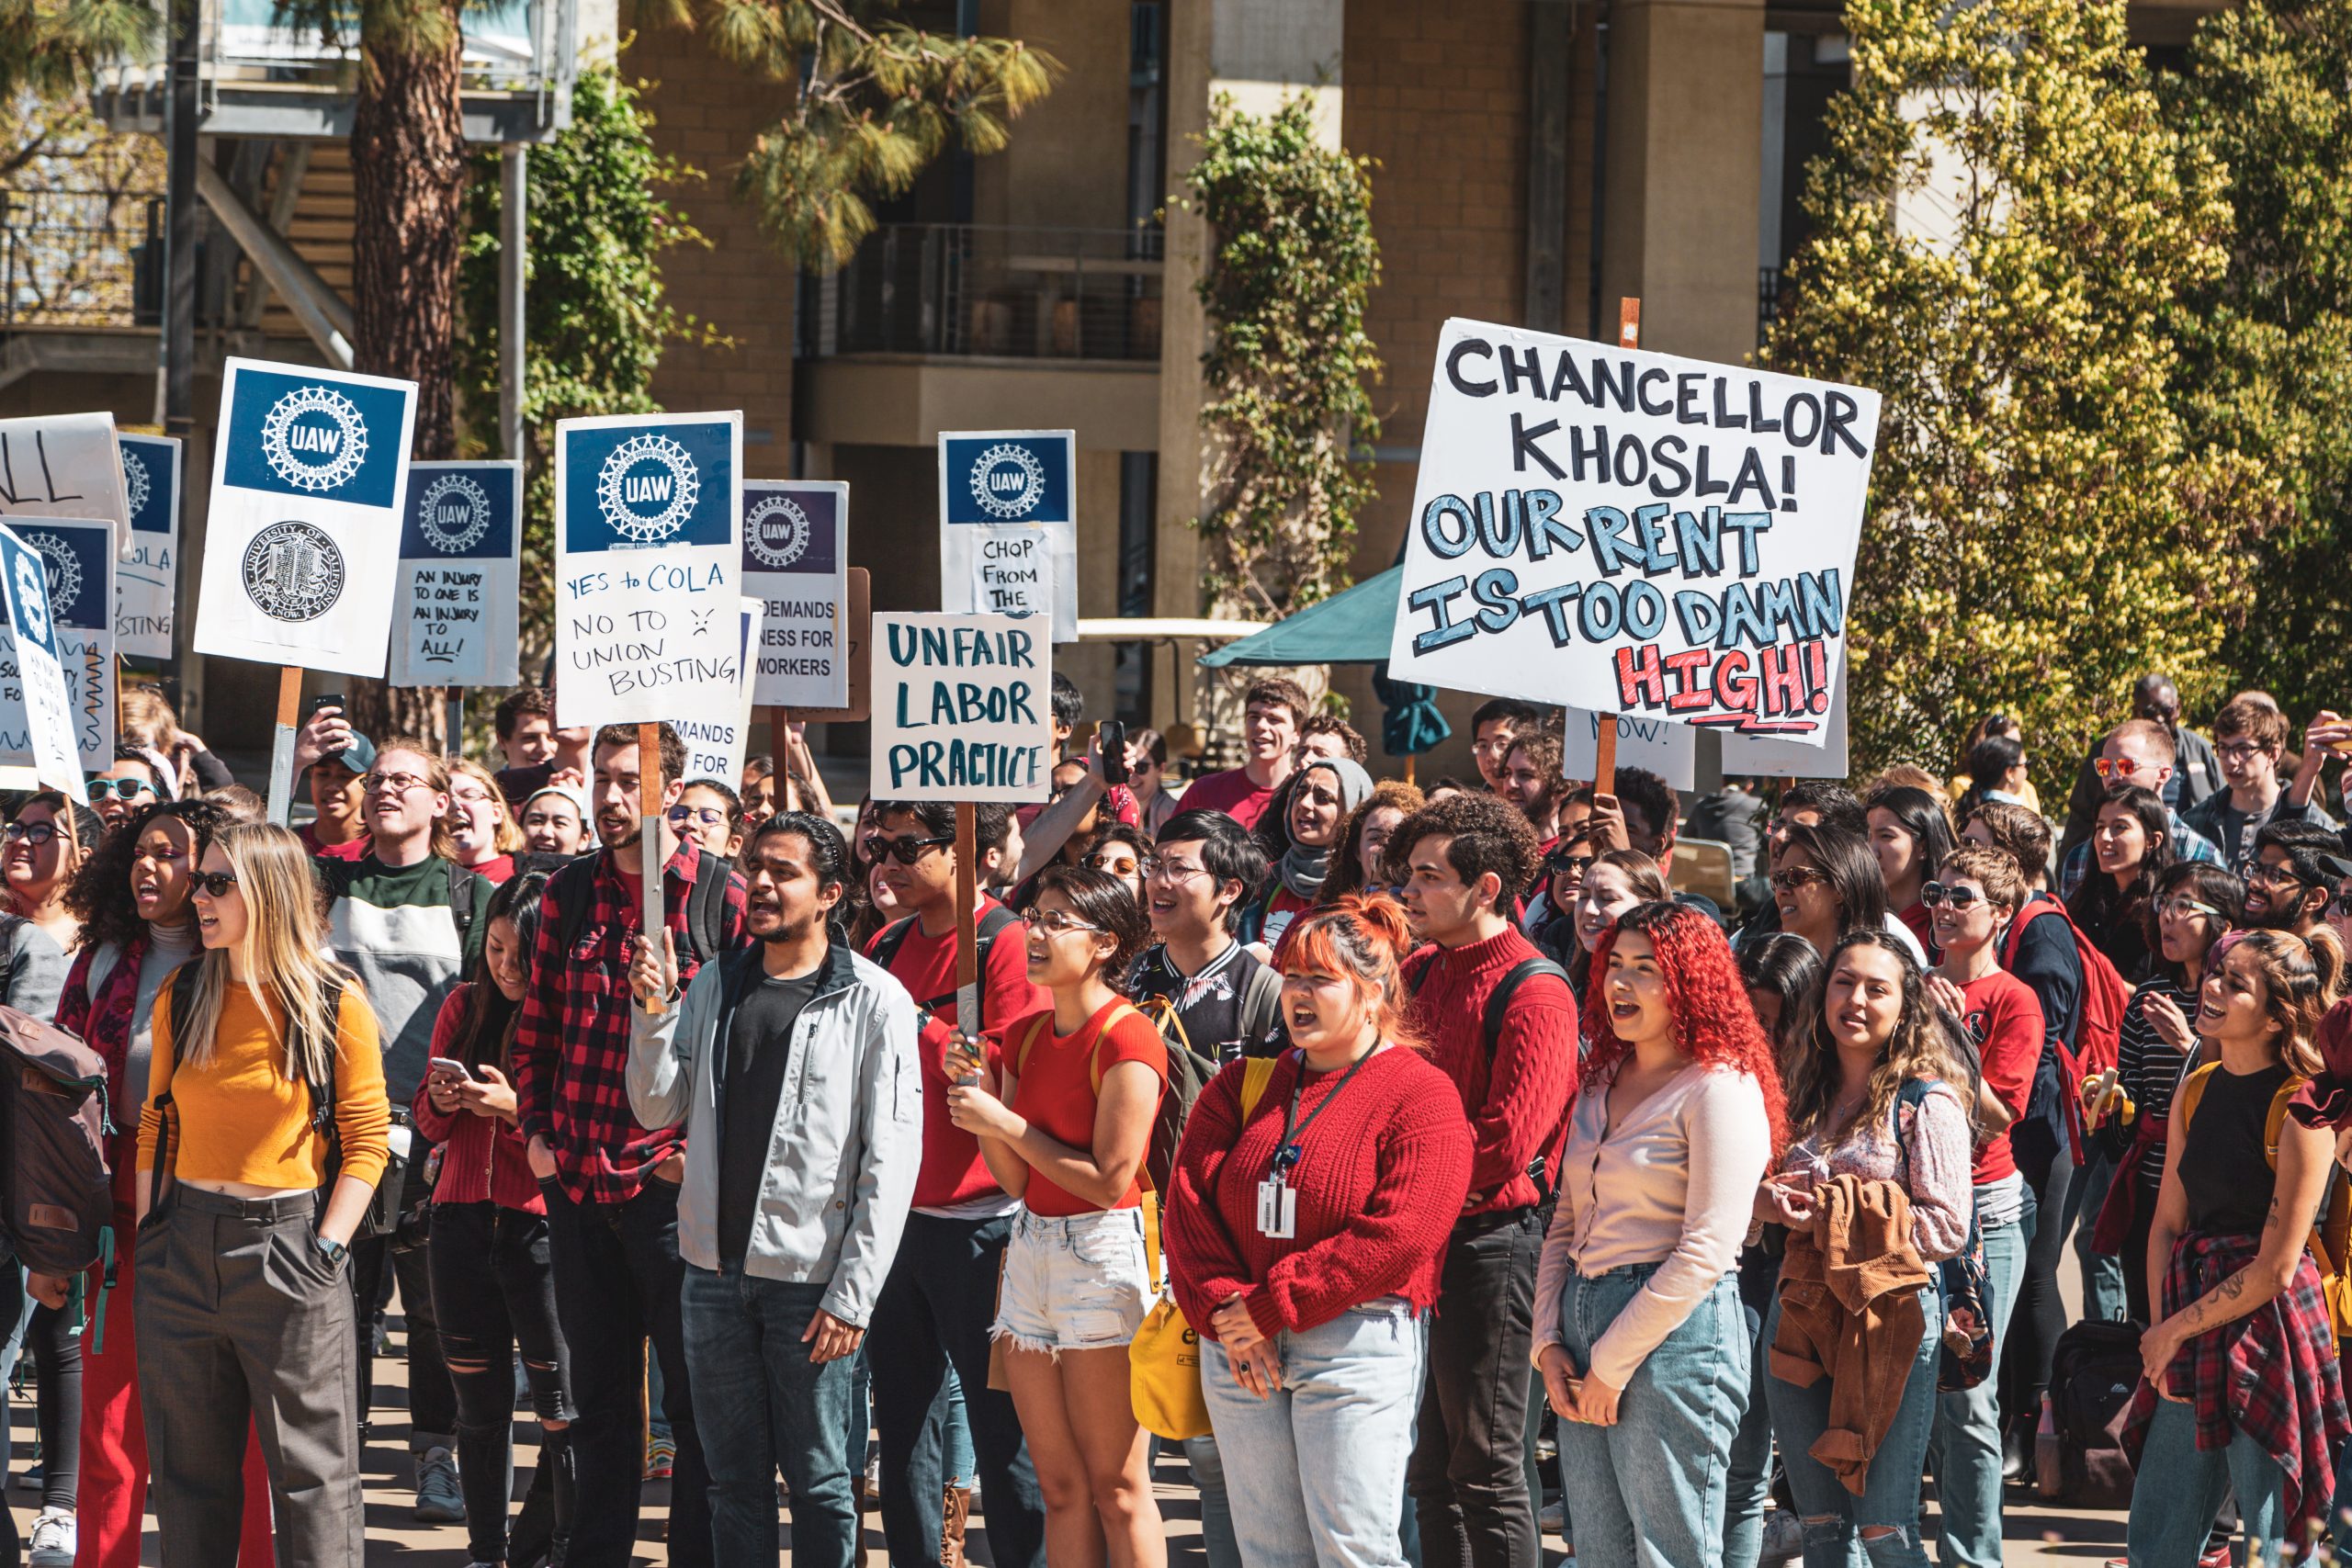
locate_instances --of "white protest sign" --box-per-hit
[0,413,130,558]
[0,526,89,803]
[4,520,117,772]
[553,412,743,732]
[1722,671,1849,779]
[389,460,523,688]
[116,434,180,659]
[195,358,417,677]
[871,612,1053,803]
[1388,319,1880,747]
[677,598,765,785]
[938,431,1078,642]
[972,525,1055,620]
[1564,708,1697,791]
[741,479,848,709]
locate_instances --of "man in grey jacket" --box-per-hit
[627,810,921,1568]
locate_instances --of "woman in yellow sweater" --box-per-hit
[132,821,390,1565]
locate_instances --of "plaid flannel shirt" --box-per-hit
[2122,1229,2351,1534]
[511,840,747,1206]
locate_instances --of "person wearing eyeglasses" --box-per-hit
[88,747,164,831]
[1131,811,1283,1071]
[858,798,1048,1568]
[1080,822,1152,906]
[1917,846,2042,1568]
[2238,819,2345,945]
[1769,822,1928,966]
[442,758,524,885]
[1530,826,1605,973]
[2181,698,2335,876]
[5,794,100,956]
[670,779,746,863]
[311,737,495,1525]
[2056,719,2222,898]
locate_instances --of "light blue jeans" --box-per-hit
[1183,1432,1242,1568]
[1202,1296,1426,1568]
[1724,1249,1779,1568]
[1927,1212,2026,1567]
[1769,1284,1941,1568]
[1552,1262,1748,1568]
[2125,1394,2286,1568]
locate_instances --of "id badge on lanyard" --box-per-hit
[1257,1175,1297,1239]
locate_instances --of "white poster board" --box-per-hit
[1388,320,1881,747]
[741,479,848,709]
[389,459,523,688]
[0,413,130,559]
[116,434,180,660]
[552,412,744,732]
[0,526,89,804]
[938,431,1078,643]
[972,525,1055,620]
[677,599,766,786]
[871,612,1053,803]
[194,358,418,677]
[1564,707,1697,791]
[1721,671,1850,779]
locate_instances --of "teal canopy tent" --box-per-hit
[1194,568,1449,756]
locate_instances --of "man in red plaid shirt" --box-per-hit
[513,722,748,1568]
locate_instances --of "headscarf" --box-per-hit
[1276,757,1374,901]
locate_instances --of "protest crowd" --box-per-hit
[0,660,2340,1568]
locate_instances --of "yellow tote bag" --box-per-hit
[1130,1058,1279,1441]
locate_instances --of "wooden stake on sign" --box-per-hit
[955,801,980,1042]
[1591,295,1644,802]
[638,720,667,1017]
[266,667,303,825]
[446,689,465,759]
[769,705,790,812]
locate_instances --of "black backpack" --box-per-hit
[550,849,732,972]
[869,905,1023,1028]
[1407,953,1574,1198]
[2039,1318,2141,1509]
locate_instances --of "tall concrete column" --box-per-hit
[1151,0,1345,739]
[1599,0,1766,366]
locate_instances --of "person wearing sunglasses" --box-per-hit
[2056,719,2222,900]
[668,779,745,863]
[6,794,101,956]
[1768,822,1925,967]
[1080,822,1153,906]
[2239,818,2346,942]
[2181,697,2335,877]
[88,749,164,831]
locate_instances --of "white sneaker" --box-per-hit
[28,1506,74,1568]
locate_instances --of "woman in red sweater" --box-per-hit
[1166,895,1474,1568]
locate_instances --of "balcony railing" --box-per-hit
[800,223,1164,363]
[1,190,165,330]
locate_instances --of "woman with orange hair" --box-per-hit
[1531,899,1783,1568]
[1166,895,1475,1568]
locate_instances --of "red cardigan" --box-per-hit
[411,985,545,1213]
[1167,1046,1473,1340]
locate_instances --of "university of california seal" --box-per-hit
[242,521,345,622]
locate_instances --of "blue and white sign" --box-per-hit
[553,412,743,731]
[742,479,848,710]
[195,357,418,677]
[0,525,91,803]
[0,413,129,561]
[116,433,181,659]
[4,520,117,771]
[937,430,1078,642]
[679,597,767,787]
[389,459,523,688]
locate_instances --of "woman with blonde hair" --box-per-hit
[119,684,233,798]
[442,757,525,883]
[134,821,390,1563]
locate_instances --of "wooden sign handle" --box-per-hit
[266,667,303,825]
[954,802,979,1043]
[639,720,667,1016]
[1593,296,1643,804]
[769,705,790,814]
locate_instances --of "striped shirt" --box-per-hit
[2117,975,2199,1197]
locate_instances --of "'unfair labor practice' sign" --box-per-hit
[390,460,522,688]
[938,431,1078,642]
[554,412,743,733]
[741,479,848,709]
[0,525,91,804]
[195,358,417,676]
[1388,320,1881,745]
[871,612,1052,804]
[116,434,181,659]
[0,413,130,557]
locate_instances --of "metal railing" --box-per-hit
[802,223,1165,362]
[1,190,165,330]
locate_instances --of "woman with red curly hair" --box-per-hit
[1165,895,1474,1568]
[1530,899,1781,1568]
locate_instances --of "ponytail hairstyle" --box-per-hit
[1583,901,1788,1154]
[2233,929,2341,1077]
[448,872,548,1074]
[1279,894,1424,1052]
[176,822,358,1084]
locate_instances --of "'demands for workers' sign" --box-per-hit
[1385,318,1881,746]
[870,612,1052,804]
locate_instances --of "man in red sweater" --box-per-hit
[1175,676,1306,830]
[860,799,1047,1568]
[1394,792,1580,1568]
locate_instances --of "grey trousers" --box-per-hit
[134,1186,365,1567]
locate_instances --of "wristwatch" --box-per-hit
[314,1235,348,1267]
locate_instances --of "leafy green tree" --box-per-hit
[0,0,152,103]
[1763,0,2278,793]
[650,0,1056,268]
[2163,0,2352,728]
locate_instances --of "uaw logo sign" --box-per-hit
[418,474,493,553]
[11,551,49,649]
[243,520,345,622]
[19,533,82,622]
[970,443,1046,520]
[121,448,152,519]
[260,386,369,494]
[746,493,813,570]
[598,434,701,546]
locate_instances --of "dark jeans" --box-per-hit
[1408,1207,1544,1568]
[0,1275,82,1517]
[432,1201,577,1565]
[2000,1150,2077,1429]
[542,1175,711,1568]
[868,1212,1045,1568]
[683,1266,860,1568]
[350,1145,456,1450]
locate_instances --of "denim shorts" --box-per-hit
[992,1206,1152,1355]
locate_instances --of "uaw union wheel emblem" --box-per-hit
[243,521,345,622]
[746,494,812,570]
[970,443,1046,520]
[12,553,49,647]
[260,386,369,493]
[24,535,81,622]
[597,434,700,545]
[418,474,493,553]
[122,449,152,519]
